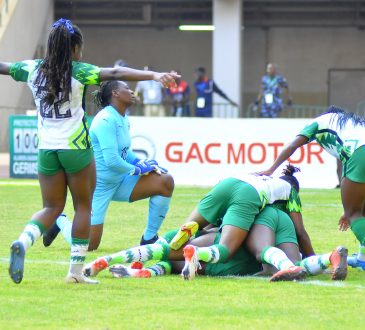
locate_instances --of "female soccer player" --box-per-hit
[44,80,174,251]
[171,165,314,274]
[1,18,178,284]
[83,206,346,282]
[83,166,320,280]
[258,106,365,269]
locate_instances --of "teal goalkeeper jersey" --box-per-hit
[9,60,101,150]
[90,105,138,183]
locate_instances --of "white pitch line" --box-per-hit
[0,181,39,186]
[305,203,341,207]
[232,275,365,289]
[0,258,68,265]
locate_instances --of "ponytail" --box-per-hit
[280,164,300,192]
[93,81,120,110]
[35,19,83,107]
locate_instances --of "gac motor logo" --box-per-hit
[165,142,324,164]
[131,135,156,159]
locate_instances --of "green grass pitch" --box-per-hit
[0,179,364,330]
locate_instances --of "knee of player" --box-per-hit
[162,174,174,196]
[44,206,65,219]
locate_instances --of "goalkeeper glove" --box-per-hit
[130,160,155,176]
[144,159,168,174]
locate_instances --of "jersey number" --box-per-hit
[37,86,72,119]
[40,99,72,119]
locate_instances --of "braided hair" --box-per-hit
[35,19,83,106]
[93,81,120,109]
[280,164,300,192]
[323,105,365,129]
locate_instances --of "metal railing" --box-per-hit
[245,103,328,119]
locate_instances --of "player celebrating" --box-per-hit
[168,165,314,270]
[0,18,178,284]
[258,106,365,269]
[83,206,346,282]
[83,166,320,280]
[43,80,174,251]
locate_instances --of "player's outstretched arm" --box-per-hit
[257,135,309,176]
[99,67,180,87]
[0,62,11,75]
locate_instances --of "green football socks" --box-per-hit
[69,238,89,274]
[146,261,172,276]
[196,244,229,263]
[18,220,45,251]
[106,242,170,266]
[261,246,294,271]
[300,253,330,275]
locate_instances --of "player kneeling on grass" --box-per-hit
[42,80,174,252]
[83,206,347,282]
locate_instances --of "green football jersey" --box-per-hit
[299,112,365,163]
[10,60,101,149]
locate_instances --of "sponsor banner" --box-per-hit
[129,117,338,188]
[8,116,338,188]
[9,116,38,178]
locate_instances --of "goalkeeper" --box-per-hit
[43,81,174,250]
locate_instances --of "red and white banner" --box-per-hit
[129,117,338,188]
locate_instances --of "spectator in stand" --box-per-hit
[135,66,165,117]
[194,67,237,117]
[255,63,292,118]
[166,73,190,117]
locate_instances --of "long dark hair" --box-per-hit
[93,81,120,109]
[323,105,365,129]
[280,164,300,192]
[35,19,83,106]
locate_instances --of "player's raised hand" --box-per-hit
[153,71,180,88]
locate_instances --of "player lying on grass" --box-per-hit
[42,80,174,252]
[84,164,316,280]
[166,164,315,270]
[83,205,347,282]
[257,106,365,270]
